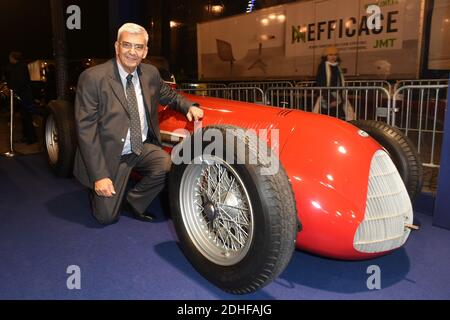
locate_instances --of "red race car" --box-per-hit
[44,89,422,295]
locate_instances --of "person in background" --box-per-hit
[313,46,355,120]
[6,51,38,144]
[44,63,57,103]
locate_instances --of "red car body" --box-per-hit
[158,93,414,260]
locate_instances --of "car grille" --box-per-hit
[354,150,413,253]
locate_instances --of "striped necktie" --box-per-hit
[126,74,143,155]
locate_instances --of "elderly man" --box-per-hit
[74,23,203,225]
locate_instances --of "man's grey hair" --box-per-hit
[117,23,149,44]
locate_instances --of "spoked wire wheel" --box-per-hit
[170,125,298,294]
[179,155,254,266]
[44,100,76,177]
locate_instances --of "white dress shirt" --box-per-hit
[116,62,149,155]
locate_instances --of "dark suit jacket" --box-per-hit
[6,62,33,101]
[73,58,193,188]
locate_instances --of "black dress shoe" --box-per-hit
[123,199,155,222]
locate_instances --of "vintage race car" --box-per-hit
[43,89,422,295]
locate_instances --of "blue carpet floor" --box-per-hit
[1,154,450,300]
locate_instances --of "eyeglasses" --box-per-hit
[120,41,146,51]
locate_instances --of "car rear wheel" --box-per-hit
[44,100,76,177]
[350,120,423,202]
[169,125,298,294]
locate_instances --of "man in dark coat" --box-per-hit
[74,23,203,225]
[6,51,37,144]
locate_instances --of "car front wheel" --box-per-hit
[169,125,298,294]
[44,100,76,177]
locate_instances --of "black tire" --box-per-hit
[169,125,298,294]
[350,120,423,202]
[44,100,76,177]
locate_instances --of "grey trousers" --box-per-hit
[90,143,171,225]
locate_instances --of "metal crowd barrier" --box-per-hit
[346,80,391,92]
[179,83,227,90]
[294,81,316,87]
[179,87,266,104]
[227,81,292,105]
[178,83,228,99]
[392,84,448,168]
[394,79,449,91]
[178,80,448,170]
[265,86,392,122]
[228,81,293,93]
[180,81,294,95]
[294,80,391,91]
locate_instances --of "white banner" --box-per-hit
[287,0,405,57]
[428,0,450,69]
[197,0,422,80]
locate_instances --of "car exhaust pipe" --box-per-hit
[405,223,420,231]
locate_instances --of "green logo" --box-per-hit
[292,25,306,44]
